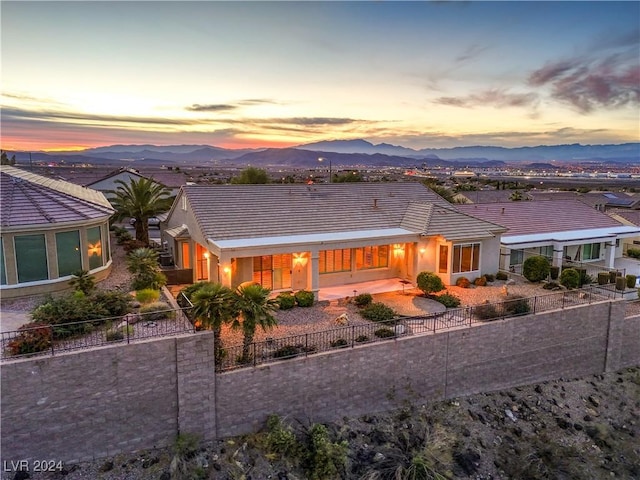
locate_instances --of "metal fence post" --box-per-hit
[533,296,537,314]
[562,292,566,309]
[50,326,55,356]
[253,343,257,366]
[305,333,309,357]
[126,316,131,344]
[351,325,355,348]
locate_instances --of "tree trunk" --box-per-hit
[135,220,149,245]
[241,330,254,364]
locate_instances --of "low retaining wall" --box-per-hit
[1,300,637,465]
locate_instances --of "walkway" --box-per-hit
[0,311,31,333]
[318,277,415,301]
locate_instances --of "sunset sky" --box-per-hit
[1,1,639,152]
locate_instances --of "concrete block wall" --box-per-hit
[0,332,215,464]
[2,301,638,465]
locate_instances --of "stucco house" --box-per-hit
[0,166,114,299]
[160,183,507,296]
[457,200,640,274]
[85,167,181,201]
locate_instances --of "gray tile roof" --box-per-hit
[1,166,114,228]
[458,200,624,237]
[179,183,504,242]
[402,202,507,240]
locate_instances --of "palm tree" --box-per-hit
[190,282,237,366]
[109,177,173,245]
[126,247,166,290]
[232,283,279,363]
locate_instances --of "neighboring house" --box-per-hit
[0,166,115,299]
[84,167,181,201]
[458,200,640,273]
[608,209,640,254]
[160,183,507,296]
[454,189,534,204]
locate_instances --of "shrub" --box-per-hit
[69,270,96,295]
[550,266,560,280]
[295,290,315,307]
[127,248,166,290]
[416,271,445,296]
[597,272,610,285]
[177,281,210,307]
[272,344,302,359]
[93,290,132,317]
[31,292,109,337]
[435,293,461,308]
[136,288,160,304]
[361,302,396,322]
[474,276,487,287]
[627,247,640,259]
[575,268,591,286]
[543,281,562,291]
[484,273,495,282]
[374,327,395,338]
[265,415,299,457]
[330,338,348,348]
[456,277,471,288]
[474,302,500,321]
[609,271,619,284]
[106,326,133,342]
[523,255,550,282]
[353,293,373,307]
[503,295,531,315]
[355,334,369,343]
[277,292,296,310]
[616,277,626,291]
[496,271,508,281]
[305,423,348,480]
[7,323,52,356]
[626,274,637,289]
[560,268,580,289]
[139,301,174,321]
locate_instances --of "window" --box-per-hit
[87,226,103,270]
[355,245,389,270]
[15,234,48,283]
[253,254,292,290]
[509,249,524,266]
[319,249,351,274]
[438,245,448,273]
[56,230,82,277]
[453,243,480,273]
[539,245,553,259]
[181,242,191,269]
[583,243,601,261]
[0,237,6,285]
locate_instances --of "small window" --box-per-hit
[15,234,48,283]
[453,243,480,273]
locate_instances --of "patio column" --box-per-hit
[500,247,511,271]
[309,251,320,300]
[552,242,564,268]
[605,241,616,269]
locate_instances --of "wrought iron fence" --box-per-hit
[219,286,618,371]
[1,306,195,361]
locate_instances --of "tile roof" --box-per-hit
[457,200,625,238]
[1,166,114,228]
[608,209,640,227]
[179,183,498,242]
[401,202,507,240]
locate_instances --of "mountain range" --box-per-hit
[8,140,640,168]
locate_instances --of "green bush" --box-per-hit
[93,290,132,317]
[474,302,500,321]
[550,266,560,280]
[353,293,373,307]
[305,423,348,480]
[616,277,627,291]
[265,415,299,457]
[361,302,396,322]
[456,277,471,288]
[69,270,96,295]
[374,327,395,338]
[609,271,619,284]
[627,247,640,259]
[484,273,495,282]
[416,271,445,296]
[503,295,531,315]
[106,325,133,342]
[272,344,302,359]
[496,271,508,281]
[597,272,610,285]
[295,290,315,307]
[626,274,637,289]
[7,323,52,356]
[474,276,487,286]
[276,292,296,310]
[136,288,160,304]
[139,301,174,321]
[31,292,109,337]
[523,255,550,282]
[560,268,580,289]
[330,338,349,348]
[434,293,461,308]
[355,334,369,343]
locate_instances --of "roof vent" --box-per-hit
[373,198,378,208]
[501,207,505,214]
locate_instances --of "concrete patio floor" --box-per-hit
[318,277,414,301]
